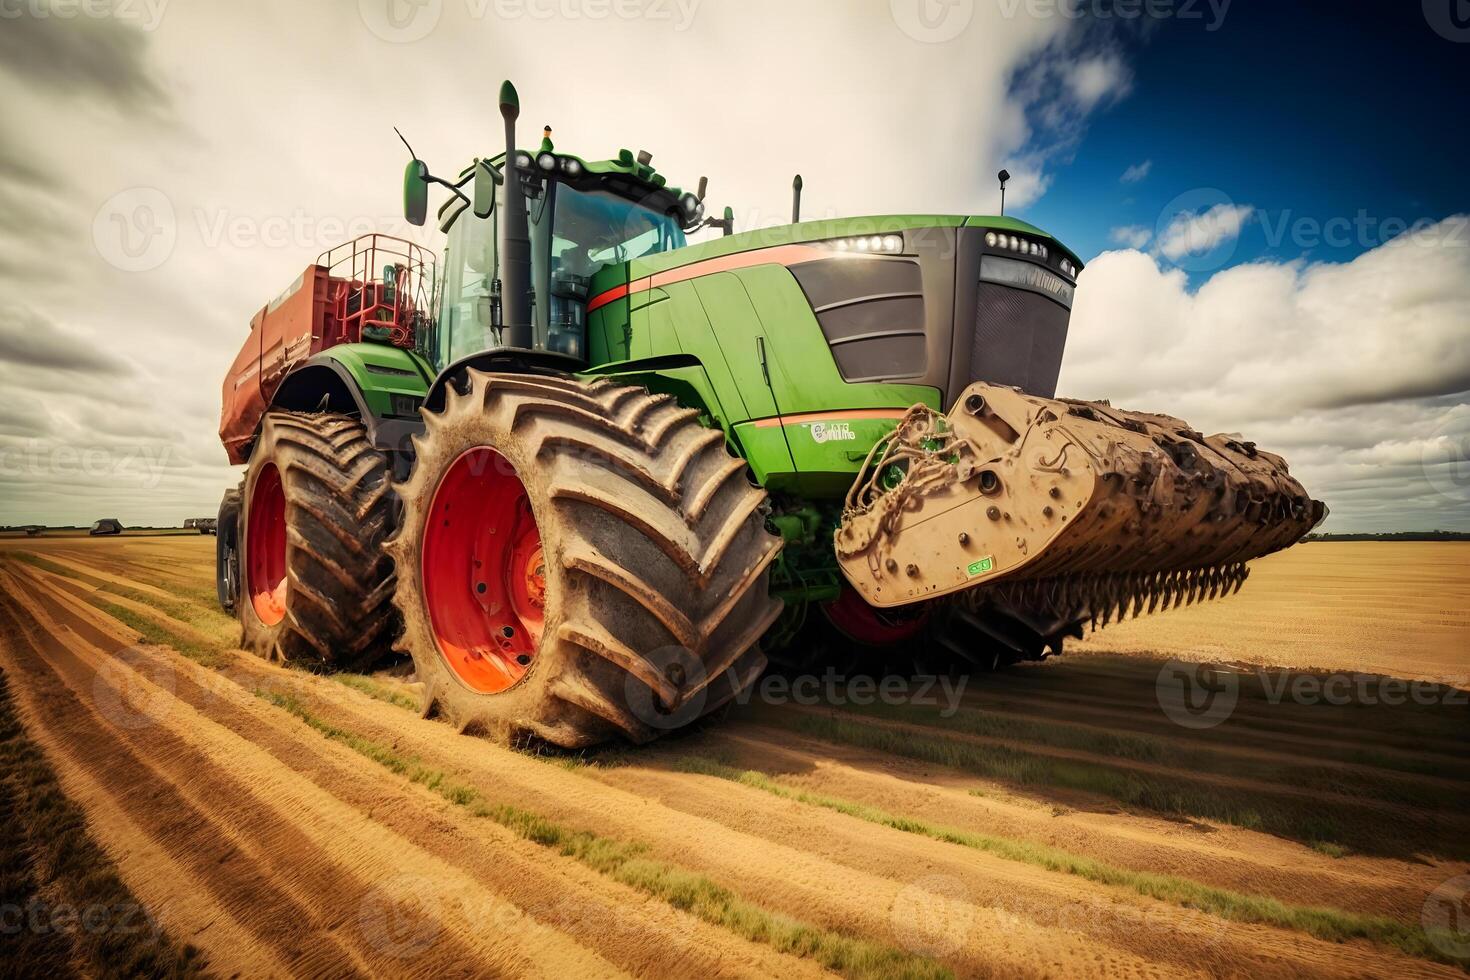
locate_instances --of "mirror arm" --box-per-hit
[477,159,504,185]
[425,174,470,206]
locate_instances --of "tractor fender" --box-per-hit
[270,348,431,456]
[424,348,584,413]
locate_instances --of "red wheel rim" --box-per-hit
[246,462,287,626]
[422,448,544,694]
[822,585,929,646]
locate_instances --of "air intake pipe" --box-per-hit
[499,80,533,349]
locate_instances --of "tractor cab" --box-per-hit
[411,115,706,374]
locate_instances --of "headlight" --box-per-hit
[985,232,998,247]
[1010,236,1021,252]
[818,235,905,255]
[536,152,557,171]
[514,152,532,170]
[559,157,582,176]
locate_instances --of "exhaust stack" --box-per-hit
[498,80,533,349]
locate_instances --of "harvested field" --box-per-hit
[1,535,1467,977]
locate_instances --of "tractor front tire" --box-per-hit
[390,373,783,748]
[237,412,397,669]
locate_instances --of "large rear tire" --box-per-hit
[215,483,242,614]
[237,412,397,669]
[390,373,783,748]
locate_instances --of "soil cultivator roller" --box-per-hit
[836,382,1326,627]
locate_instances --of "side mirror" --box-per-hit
[403,159,429,226]
[473,160,499,219]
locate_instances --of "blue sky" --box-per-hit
[1021,1,1468,272]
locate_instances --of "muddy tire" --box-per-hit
[215,482,242,614]
[237,412,397,669]
[390,373,783,748]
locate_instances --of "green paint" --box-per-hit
[967,556,994,577]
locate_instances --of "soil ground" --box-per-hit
[0,536,1466,978]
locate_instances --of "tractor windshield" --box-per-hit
[551,186,685,274]
[543,186,684,360]
[434,177,685,369]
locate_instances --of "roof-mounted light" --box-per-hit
[559,157,582,176]
[536,152,557,172]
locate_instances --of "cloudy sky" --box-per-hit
[0,0,1466,531]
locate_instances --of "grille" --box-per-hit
[789,257,926,382]
[970,283,1070,397]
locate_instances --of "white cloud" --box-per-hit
[1060,217,1470,531]
[1156,203,1255,260]
[1120,159,1152,183]
[1064,54,1132,112]
[1109,224,1152,249]
[0,0,1094,526]
[996,163,1053,212]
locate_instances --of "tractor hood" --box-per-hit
[628,215,1085,411]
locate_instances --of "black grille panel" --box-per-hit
[970,284,1069,397]
[790,257,926,382]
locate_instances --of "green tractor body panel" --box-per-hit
[576,213,1069,494]
[230,134,1088,603]
[319,342,433,420]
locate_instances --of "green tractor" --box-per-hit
[215,82,1322,747]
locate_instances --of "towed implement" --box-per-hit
[215,81,1323,746]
